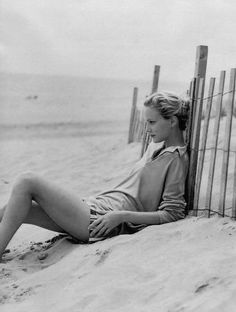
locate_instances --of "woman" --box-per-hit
[0,91,189,259]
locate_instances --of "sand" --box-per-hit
[0,121,236,312]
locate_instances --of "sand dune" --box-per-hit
[0,119,236,311]
[1,216,236,312]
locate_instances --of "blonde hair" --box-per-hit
[144,91,190,130]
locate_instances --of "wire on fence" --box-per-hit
[189,89,236,102]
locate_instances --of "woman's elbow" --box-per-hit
[164,207,186,222]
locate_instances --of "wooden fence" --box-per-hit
[127,45,236,219]
[190,69,236,218]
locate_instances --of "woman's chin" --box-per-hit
[151,137,159,143]
[152,137,165,144]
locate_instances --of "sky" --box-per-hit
[0,0,236,84]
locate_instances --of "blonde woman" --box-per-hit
[0,91,189,260]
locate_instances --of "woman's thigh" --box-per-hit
[25,173,90,241]
[25,201,67,233]
[0,202,64,233]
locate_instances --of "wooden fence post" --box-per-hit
[193,77,215,213]
[128,87,138,143]
[187,45,208,213]
[140,65,160,157]
[151,65,161,94]
[194,45,208,79]
[218,68,236,216]
[192,45,208,138]
[232,153,236,219]
[185,78,196,148]
[188,78,204,213]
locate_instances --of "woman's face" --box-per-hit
[144,106,172,143]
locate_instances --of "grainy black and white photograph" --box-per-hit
[0,0,236,311]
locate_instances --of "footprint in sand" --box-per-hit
[0,286,34,305]
[0,283,42,305]
[195,276,220,293]
[0,267,12,280]
[13,234,71,269]
[95,248,111,265]
[14,286,35,302]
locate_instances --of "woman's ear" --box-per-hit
[170,116,179,128]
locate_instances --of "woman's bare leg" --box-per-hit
[0,173,90,259]
[0,202,65,233]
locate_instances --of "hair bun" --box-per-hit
[176,97,190,130]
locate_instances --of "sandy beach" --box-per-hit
[0,72,236,311]
[0,117,236,312]
[1,0,236,310]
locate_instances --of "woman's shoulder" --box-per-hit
[141,142,188,169]
[164,147,189,176]
[153,145,188,161]
[152,145,189,174]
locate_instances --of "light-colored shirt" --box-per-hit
[87,142,189,229]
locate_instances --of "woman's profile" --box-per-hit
[0,91,189,260]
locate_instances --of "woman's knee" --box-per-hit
[13,172,40,194]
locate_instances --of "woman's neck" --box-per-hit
[165,129,185,148]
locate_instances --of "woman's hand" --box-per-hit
[89,211,124,238]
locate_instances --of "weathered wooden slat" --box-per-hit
[186,47,208,212]
[188,78,204,214]
[140,126,148,157]
[193,77,216,212]
[191,78,205,153]
[185,78,197,213]
[185,78,197,148]
[133,109,141,142]
[219,68,236,216]
[140,65,160,157]
[232,152,236,219]
[137,109,145,142]
[189,80,193,99]
[151,65,160,94]
[128,87,138,143]
[194,45,208,79]
[205,70,226,217]
[191,45,208,140]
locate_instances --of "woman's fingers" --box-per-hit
[89,218,106,237]
[97,210,107,215]
[88,217,102,231]
[103,228,111,236]
[90,220,111,238]
[88,212,113,238]
[94,224,108,238]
